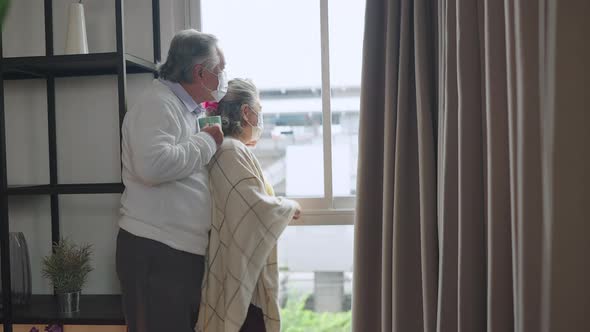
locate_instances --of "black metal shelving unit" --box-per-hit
[0,0,160,330]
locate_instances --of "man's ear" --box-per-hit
[193,64,204,80]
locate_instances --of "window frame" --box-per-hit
[190,0,356,226]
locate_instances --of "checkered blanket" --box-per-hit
[196,138,298,332]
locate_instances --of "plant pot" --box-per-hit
[56,291,80,313]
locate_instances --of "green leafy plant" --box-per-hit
[280,294,352,332]
[42,238,93,294]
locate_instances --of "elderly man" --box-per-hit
[116,30,225,332]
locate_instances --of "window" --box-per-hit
[200,0,364,330]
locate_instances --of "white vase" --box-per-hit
[65,3,89,54]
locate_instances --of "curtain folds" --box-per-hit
[353,0,590,331]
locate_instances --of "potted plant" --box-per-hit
[42,238,93,313]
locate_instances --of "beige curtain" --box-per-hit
[353,0,438,331]
[352,0,590,331]
[541,1,590,331]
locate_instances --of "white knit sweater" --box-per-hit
[119,79,217,255]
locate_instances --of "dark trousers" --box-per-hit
[239,304,266,332]
[116,229,205,332]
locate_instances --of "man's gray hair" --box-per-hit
[158,29,219,83]
[218,79,259,137]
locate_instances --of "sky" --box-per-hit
[201,0,365,90]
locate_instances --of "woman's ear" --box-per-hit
[241,104,249,119]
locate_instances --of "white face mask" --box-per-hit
[203,69,228,102]
[245,106,264,142]
[250,125,263,142]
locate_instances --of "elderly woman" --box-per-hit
[196,79,301,332]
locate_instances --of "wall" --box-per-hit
[2,0,190,295]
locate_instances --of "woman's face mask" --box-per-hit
[244,104,264,144]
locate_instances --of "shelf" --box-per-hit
[1,53,157,80]
[6,183,124,195]
[0,294,125,325]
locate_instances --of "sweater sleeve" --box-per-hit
[124,97,217,186]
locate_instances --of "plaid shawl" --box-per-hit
[196,138,298,332]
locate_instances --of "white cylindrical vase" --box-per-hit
[65,3,89,54]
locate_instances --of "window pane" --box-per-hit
[278,225,353,331]
[329,0,365,196]
[202,0,325,197]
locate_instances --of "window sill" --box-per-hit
[292,209,355,226]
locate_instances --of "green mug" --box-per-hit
[198,115,222,131]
